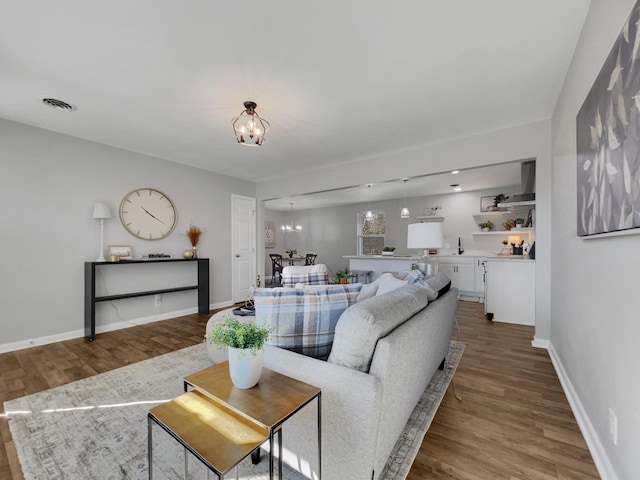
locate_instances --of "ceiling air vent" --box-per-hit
[42,98,76,111]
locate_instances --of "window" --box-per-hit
[357,211,385,255]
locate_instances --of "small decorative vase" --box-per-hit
[191,246,198,258]
[481,227,490,232]
[183,249,194,259]
[228,347,263,389]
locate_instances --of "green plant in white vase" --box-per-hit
[208,317,271,389]
[478,220,494,232]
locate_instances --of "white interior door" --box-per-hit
[232,194,256,303]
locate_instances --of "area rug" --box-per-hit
[5,341,465,480]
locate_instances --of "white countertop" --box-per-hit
[344,252,534,261]
[343,255,418,260]
[485,256,535,262]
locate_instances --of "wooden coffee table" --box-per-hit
[184,362,322,480]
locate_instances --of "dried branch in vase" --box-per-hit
[187,225,202,247]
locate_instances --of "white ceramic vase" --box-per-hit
[228,346,264,389]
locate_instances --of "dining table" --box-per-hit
[285,255,306,266]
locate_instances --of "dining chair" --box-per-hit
[269,254,284,285]
[304,253,317,265]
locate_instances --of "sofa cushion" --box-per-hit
[327,283,429,372]
[253,283,361,360]
[423,272,452,300]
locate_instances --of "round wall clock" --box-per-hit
[119,188,177,240]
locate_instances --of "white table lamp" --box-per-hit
[407,222,444,277]
[92,202,113,262]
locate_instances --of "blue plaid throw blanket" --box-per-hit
[252,284,362,360]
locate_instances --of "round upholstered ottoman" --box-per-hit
[205,307,256,363]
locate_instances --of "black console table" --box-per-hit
[84,258,210,341]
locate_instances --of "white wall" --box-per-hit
[551,1,639,478]
[257,120,552,341]
[0,118,255,351]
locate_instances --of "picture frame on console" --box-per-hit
[108,245,133,260]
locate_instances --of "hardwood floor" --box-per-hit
[409,301,599,479]
[0,301,599,479]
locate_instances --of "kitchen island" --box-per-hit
[485,257,535,325]
[343,255,419,281]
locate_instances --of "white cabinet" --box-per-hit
[485,259,535,325]
[437,257,476,294]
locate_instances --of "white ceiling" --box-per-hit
[265,161,525,210]
[0,1,589,183]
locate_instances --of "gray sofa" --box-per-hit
[262,282,458,480]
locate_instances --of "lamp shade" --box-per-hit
[407,223,444,249]
[92,202,112,220]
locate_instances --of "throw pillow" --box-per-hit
[376,273,408,295]
[356,282,379,301]
[393,270,424,284]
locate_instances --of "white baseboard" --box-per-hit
[548,343,619,480]
[0,301,234,354]
[531,337,550,349]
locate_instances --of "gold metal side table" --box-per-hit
[148,389,268,479]
[184,362,322,480]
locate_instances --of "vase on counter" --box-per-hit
[191,246,198,258]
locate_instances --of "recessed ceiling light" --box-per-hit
[451,170,460,174]
[454,187,462,192]
[42,98,76,111]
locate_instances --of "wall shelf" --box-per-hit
[416,215,445,222]
[471,211,512,217]
[472,229,533,236]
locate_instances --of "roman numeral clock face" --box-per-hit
[119,188,177,240]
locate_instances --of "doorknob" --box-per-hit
[235,254,240,257]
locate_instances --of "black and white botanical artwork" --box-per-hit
[577,1,640,236]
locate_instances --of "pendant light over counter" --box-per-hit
[365,184,374,220]
[400,178,410,218]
